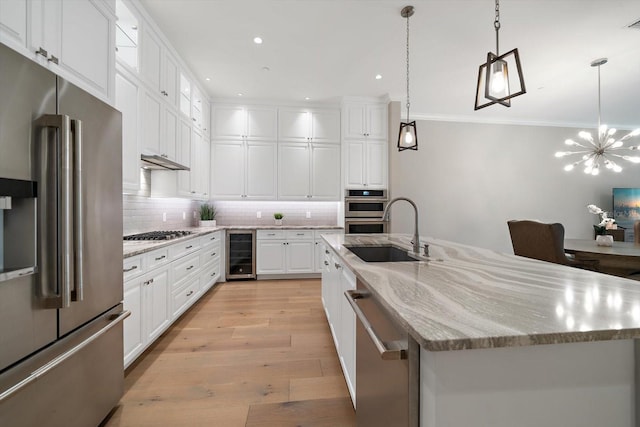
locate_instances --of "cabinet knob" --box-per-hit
[324,260,329,266]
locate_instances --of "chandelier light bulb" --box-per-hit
[404,132,414,145]
[490,67,507,94]
[565,139,577,146]
[564,164,575,171]
[578,131,593,142]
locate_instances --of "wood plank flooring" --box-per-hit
[102,279,356,427]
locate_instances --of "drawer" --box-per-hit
[201,245,221,267]
[201,263,221,292]
[171,253,200,287]
[285,230,313,240]
[169,238,201,260]
[257,230,285,240]
[315,230,342,240]
[171,277,200,318]
[123,256,143,281]
[200,231,221,248]
[145,248,170,270]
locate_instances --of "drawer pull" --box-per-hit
[296,233,304,236]
[186,265,194,271]
[324,260,329,266]
[123,265,138,273]
[210,272,216,277]
[211,252,216,256]
[325,250,330,254]
[143,278,154,286]
[186,290,194,297]
[155,255,166,261]
[334,263,341,270]
[186,245,193,249]
[268,233,275,236]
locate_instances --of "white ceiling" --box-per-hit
[139,0,640,128]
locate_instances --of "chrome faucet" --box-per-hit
[382,197,421,254]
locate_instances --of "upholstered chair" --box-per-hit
[507,220,599,271]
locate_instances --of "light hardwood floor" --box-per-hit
[102,279,356,427]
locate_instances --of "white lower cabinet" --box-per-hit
[321,246,356,406]
[123,231,223,368]
[256,229,316,275]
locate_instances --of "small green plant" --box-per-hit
[273,213,284,220]
[199,203,216,221]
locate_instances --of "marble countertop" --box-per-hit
[323,233,640,352]
[123,225,342,258]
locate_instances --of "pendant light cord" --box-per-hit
[406,11,411,122]
[494,0,500,56]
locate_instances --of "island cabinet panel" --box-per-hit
[420,339,634,427]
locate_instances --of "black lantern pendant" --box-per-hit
[398,5,418,151]
[474,0,526,110]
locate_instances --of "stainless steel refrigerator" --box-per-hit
[0,43,128,426]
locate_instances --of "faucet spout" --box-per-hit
[382,197,420,254]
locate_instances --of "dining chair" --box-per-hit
[507,220,599,271]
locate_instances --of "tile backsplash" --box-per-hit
[212,201,339,226]
[123,196,340,235]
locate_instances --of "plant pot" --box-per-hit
[200,220,216,227]
[274,219,283,226]
[595,234,613,247]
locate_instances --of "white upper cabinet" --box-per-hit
[191,86,204,130]
[343,103,388,140]
[115,0,138,71]
[141,88,162,155]
[210,140,277,200]
[140,24,161,92]
[25,0,115,102]
[161,49,178,107]
[278,108,340,143]
[278,142,340,200]
[212,105,277,141]
[179,72,191,118]
[0,0,28,51]
[342,101,389,189]
[116,65,140,192]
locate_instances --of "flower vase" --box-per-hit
[200,220,216,227]
[274,219,283,226]
[595,234,613,247]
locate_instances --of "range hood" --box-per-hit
[140,154,190,171]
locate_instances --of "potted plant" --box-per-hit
[274,212,284,226]
[587,204,615,246]
[199,203,217,227]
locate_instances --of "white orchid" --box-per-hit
[587,204,615,233]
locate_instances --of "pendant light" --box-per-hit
[398,5,417,151]
[555,58,640,175]
[474,0,526,110]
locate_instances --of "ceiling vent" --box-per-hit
[628,18,640,30]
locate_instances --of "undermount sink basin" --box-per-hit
[346,245,420,262]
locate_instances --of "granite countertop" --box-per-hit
[123,225,342,258]
[323,233,640,352]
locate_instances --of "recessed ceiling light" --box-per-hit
[205,77,211,81]
[238,93,243,97]
[253,37,263,44]
[375,74,382,80]
[262,66,270,72]
[305,97,310,100]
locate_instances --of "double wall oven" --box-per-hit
[344,189,389,234]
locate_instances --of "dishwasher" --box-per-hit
[345,279,419,427]
[226,229,256,280]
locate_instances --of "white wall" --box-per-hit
[388,106,640,253]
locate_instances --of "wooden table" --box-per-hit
[565,238,640,277]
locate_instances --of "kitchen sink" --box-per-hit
[346,245,420,262]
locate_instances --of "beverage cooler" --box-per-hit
[226,230,256,280]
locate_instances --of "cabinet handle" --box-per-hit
[186,265,194,270]
[155,255,166,261]
[192,118,196,122]
[334,262,341,269]
[186,245,193,249]
[324,260,329,266]
[325,250,330,254]
[296,233,304,236]
[161,153,168,158]
[48,55,59,65]
[144,278,154,286]
[36,47,48,58]
[186,290,194,297]
[211,271,216,277]
[268,233,275,236]
[211,252,216,256]
[123,265,138,273]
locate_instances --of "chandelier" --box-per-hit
[555,58,640,175]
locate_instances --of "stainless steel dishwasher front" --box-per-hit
[345,278,419,427]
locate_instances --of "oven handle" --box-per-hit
[345,290,407,360]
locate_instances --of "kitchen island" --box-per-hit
[322,233,640,427]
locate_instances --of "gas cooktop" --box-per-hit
[123,230,193,241]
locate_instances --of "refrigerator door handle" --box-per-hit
[0,310,130,404]
[72,118,83,302]
[36,114,74,308]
